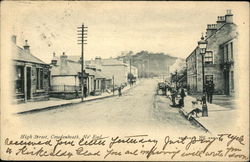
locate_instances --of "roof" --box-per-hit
[51,58,109,79]
[68,56,81,62]
[12,44,48,65]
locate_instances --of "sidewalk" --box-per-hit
[13,82,139,114]
[180,95,237,134]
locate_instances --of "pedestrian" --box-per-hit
[75,89,79,98]
[206,81,214,103]
[118,86,122,97]
[171,89,176,106]
[83,84,87,98]
[180,86,186,107]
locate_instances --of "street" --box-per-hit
[17,79,204,134]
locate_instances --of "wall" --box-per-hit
[52,75,78,86]
[186,48,198,93]
[102,65,127,86]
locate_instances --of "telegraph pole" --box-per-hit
[112,75,115,95]
[148,54,150,78]
[77,23,88,101]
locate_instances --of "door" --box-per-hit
[26,67,31,100]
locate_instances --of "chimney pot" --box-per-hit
[11,35,17,44]
[225,9,233,23]
[226,9,232,15]
[23,40,30,51]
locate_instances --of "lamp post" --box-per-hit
[198,33,208,117]
[198,33,207,93]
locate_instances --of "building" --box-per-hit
[71,56,138,86]
[50,53,110,99]
[186,9,238,96]
[12,36,50,103]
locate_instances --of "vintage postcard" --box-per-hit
[0,1,249,161]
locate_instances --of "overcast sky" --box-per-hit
[4,1,247,63]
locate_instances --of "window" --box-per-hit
[224,44,229,62]
[230,42,233,60]
[15,66,24,93]
[204,51,213,65]
[205,75,213,84]
[36,68,44,89]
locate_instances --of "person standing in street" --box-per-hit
[206,81,214,103]
[180,86,186,107]
[118,86,122,97]
[83,84,87,98]
[171,89,176,106]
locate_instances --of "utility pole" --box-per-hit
[77,23,88,101]
[112,75,115,95]
[148,54,150,78]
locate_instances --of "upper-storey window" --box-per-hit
[204,51,213,65]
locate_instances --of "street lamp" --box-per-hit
[198,33,207,93]
[198,33,208,117]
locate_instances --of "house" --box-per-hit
[186,9,238,96]
[68,56,138,86]
[12,36,50,103]
[50,53,109,99]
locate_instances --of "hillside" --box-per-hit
[117,51,181,78]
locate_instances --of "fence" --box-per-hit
[50,85,80,92]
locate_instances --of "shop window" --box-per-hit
[15,66,24,93]
[204,51,213,65]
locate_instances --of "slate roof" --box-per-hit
[51,58,110,80]
[12,44,47,65]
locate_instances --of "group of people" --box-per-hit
[167,86,186,108]
[164,80,215,108]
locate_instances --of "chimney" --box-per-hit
[225,9,233,23]
[206,24,217,37]
[23,40,30,52]
[216,16,226,29]
[51,52,58,66]
[60,52,68,74]
[11,35,17,44]
[95,56,102,69]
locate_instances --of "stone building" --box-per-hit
[83,57,138,86]
[50,53,110,99]
[186,10,238,96]
[12,36,50,103]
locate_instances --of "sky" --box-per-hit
[3,1,248,63]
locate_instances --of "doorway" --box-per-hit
[224,71,230,95]
[26,67,31,100]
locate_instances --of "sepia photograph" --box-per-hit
[0,1,249,161]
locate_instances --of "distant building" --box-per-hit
[50,53,110,99]
[186,10,238,96]
[69,56,138,86]
[12,36,50,103]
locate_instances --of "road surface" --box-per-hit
[17,79,204,134]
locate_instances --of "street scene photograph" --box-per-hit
[5,2,245,134]
[1,1,249,161]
